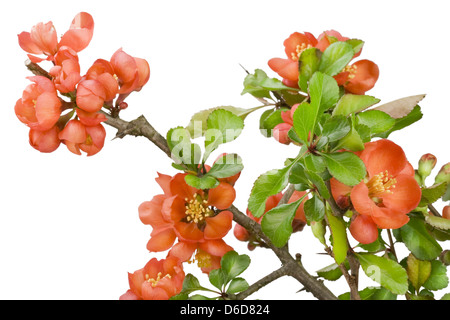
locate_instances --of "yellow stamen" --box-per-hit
[291,43,313,61]
[366,170,397,198]
[145,272,172,287]
[194,250,213,269]
[342,64,358,79]
[185,193,213,224]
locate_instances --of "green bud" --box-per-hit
[418,153,437,179]
[435,163,450,184]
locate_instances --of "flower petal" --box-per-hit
[381,174,421,214]
[59,12,94,52]
[267,58,299,81]
[208,183,236,210]
[344,59,379,95]
[204,211,233,240]
[147,227,176,252]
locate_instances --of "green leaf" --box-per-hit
[419,182,448,207]
[248,165,292,218]
[308,71,340,114]
[167,126,199,166]
[179,274,210,295]
[376,105,423,139]
[221,251,251,284]
[357,253,408,295]
[298,47,322,92]
[259,107,289,137]
[293,72,339,144]
[186,105,261,138]
[185,174,219,189]
[423,260,449,291]
[326,211,348,264]
[316,262,344,281]
[336,118,365,152]
[261,198,305,247]
[322,152,366,186]
[333,94,380,116]
[304,194,325,222]
[304,170,331,199]
[406,253,432,292]
[209,268,226,291]
[356,110,395,135]
[400,217,443,261]
[226,278,249,294]
[242,69,293,98]
[425,214,450,231]
[346,39,364,55]
[322,115,351,142]
[207,153,243,179]
[204,109,244,160]
[441,293,450,300]
[339,287,397,300]
[318,41,355,76]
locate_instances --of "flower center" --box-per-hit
[184,193,213,224]
[85,134,93,146]
[366,170,397,198]
[190,250,212,269]
[144,272,171,287]
[291,43,313,61]
[342,64,358,79]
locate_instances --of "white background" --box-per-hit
[1,0,449,300]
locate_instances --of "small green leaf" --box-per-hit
[167,126,200,166]
[221,251,251,283]
[242,69,294,98]
[376,105,423,139]
[204,109,244,160]
[185,174,219,189]
[339,287,397,300]
[261,199,304,247]
[308,72,340,114]
[326,211,348,264]
[423,260,449,291]
[186,105,261,138]
[304,194,325,222]
[336,119,365,152]
[333,94,380,116]
[298,47,322,92]
[259,107,289,137]
[207,153,243,179]
[226,278,249,294]
[322,152,366,186]
[248,165,293,218]
[209,268,226,291]
[318,41,355,76]
[357,253,408,295]
[292,101,314,144]
[304,170,331,199]
[400,217,443,261]
[425,214,450,231]
[316,262,344,281]
[180,274,210,295]
[346,39,364,55]
[406,253,432,293]
[419,182,448,207]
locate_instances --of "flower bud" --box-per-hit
[418,153,437,179]
[443,206,450,220]
[435,163,450,184]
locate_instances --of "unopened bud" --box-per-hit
[443,206,450,220]
[418,153,437,179]
[435,163,450,184]
[119,102,128,110]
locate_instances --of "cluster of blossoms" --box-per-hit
[15,12,150,155]
[269,30,379,145]
[120,163,241,300]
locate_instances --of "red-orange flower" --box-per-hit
[29,126,61,153]
[84,59,119,102]
[120,256,185,300]
[334,59,379,95]
[15,76,62,131]
[75,79,106,113]
[140,173,235,247]
[350,139,421,230]
[272,103,299,145]
[18,12,94,63]
[168,240,233,274]
[49,47,81,93]
[110,49,150,94]
[268,32,317,87]
[58,119,106,156]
